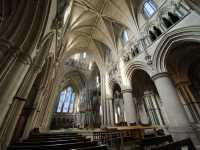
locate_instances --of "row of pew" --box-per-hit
[93,127,196,150]
[8,132,108,150]
[8,131,197,150]
[136,135,196,150]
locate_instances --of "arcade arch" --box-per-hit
[131,69,165,126]
[165,41,200,123]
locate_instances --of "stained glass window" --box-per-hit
[69,93,76,113]
[56,86,76,113]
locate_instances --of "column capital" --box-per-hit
[151,72,169,80]
[122,89,132,94]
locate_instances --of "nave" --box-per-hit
[0,0,200,150]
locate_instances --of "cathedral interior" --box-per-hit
[1,0,200,149]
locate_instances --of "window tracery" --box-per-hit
[57,86,76,113]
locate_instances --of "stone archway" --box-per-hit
[131,69,165,126]
[164,41,200,124]
[153,26,200,73]
[152,27,200,124]
[152,27,200,143]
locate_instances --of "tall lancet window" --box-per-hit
[122,30,129,43]
[143,0,157,18]
[57,86,76,113]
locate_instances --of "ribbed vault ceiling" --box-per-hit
[64,0,139,59]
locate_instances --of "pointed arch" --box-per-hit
[126,61,153,80]
[152,26,200,73]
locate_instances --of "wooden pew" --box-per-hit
[27,136,84,141]
[136,135,173,150]
[9,131,108,150]
[14,138,91,146]
[93,129,121,146]
[31,132,77,136]
[25,135,84,141]
[8,141,98,150]
[72,145,108,150]
[151,138,196,150]
[29,134,83,139]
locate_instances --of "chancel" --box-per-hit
[0,0,200,150]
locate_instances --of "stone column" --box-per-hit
[0,98,26,150]
[0,59,43,149]
[122,89,138,125]
[176,81,200,122]
[108,98,115,126]
[22,88,44,138]
[21,35,54,138]
[143,91,165,126]
[105,98,115,126]
[105,100,110,125]
[44,77,61,130]
[0,57,30,128]
[176,81,200,141]
[152,72,199,142]
[100,75,107,127]
[0,0,51,129]
[152,72,190,126]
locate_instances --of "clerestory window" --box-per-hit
[122,30,129,43]
[143,0,157,18]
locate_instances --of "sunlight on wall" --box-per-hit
[76,96,80,113]
[115,112,118,123]
[119,59,130,88]
[105,72,112,98]
[73,53,80,61]
[99,105,102,116]
[89,62,92,70]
